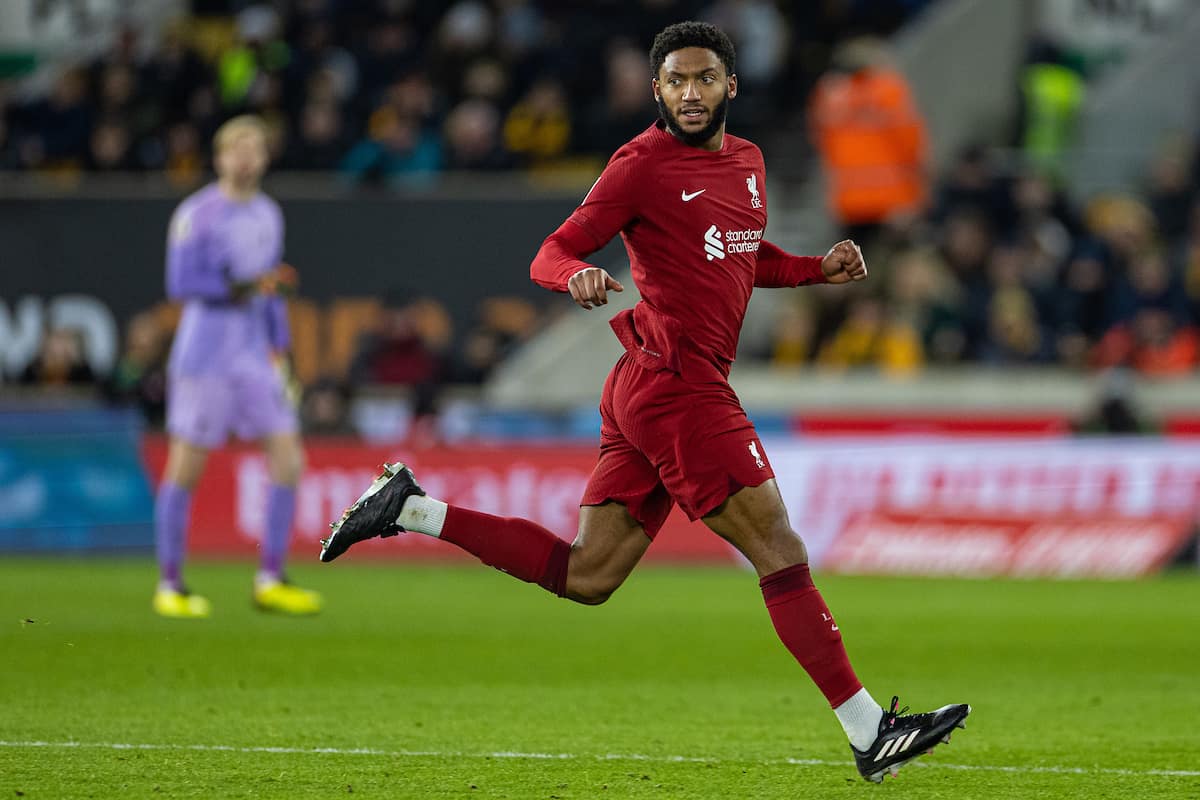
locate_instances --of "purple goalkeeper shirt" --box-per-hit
[165,183,288,376]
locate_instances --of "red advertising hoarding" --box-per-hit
[825,510,1192,578]
[143,434,1200,577]
[141,437,740,564]
[766,437,1199,577]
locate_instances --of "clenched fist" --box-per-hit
[821,240,867,284]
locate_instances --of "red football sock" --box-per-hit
[760,563,862,707]
[440,506,571,596]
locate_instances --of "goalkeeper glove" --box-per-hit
[257,263,299,296]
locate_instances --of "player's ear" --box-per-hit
[652,77,661,101]
[727,73,737,99]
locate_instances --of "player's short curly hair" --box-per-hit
[650,21,736,79]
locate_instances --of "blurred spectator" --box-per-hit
[766,297,819,368]
[1091,308,1199,377]
[340,105,441,186]
[301,378,354,435]
[783,0,934,115]
[1086,193,1158,269]
[456,296,542,383]
[184,83,222,142]
[15,68,92,170]
[1072,368,1157,434]
[887,246,965,364]
[89,24,143,74]
[934,145,1008,224]
[386,71,442,125]
[1145,136,1197,240]
[808,37,929,252]
[1055,242,1114,366]
[429,1,496,105]
[218,5,291,110]
[703,0,787,128]
[981,286,1048,365]
[351,294,454,418]
[86,118,138,171]
[0,94,11,168]
[356,16,422,98]
[1182,200,1200,323]
[282,17,358,117]
[1008,169,1076,248]
[939,208,993,289]
[1108,249,1190,326]
[967,242,1052,364]
[143,24,213,127]
[103,311,169,424]
[18,328,96,387]
[503,78,571,166]
[495,0,547,69]
[816,295,923,376]
[164,121,205,187]
[443,98,512,170]
[1015,37,1085,179]
[1053,194,1164,363]
[284,100,349,169]
[461,58,511,105]
[577,41,659,158]
[704,0,787,86]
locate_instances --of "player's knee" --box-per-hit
[733,525,809,575]
[760,526,808,568]
[564,574,621,606]
[267,440,304,485]
[274,458,302,485]
[568,587,614,606]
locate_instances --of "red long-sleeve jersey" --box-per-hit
[531,121,826,381]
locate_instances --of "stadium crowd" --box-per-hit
[4,0,1199,433]
[0,0,927,180]
[769,143,1200,377]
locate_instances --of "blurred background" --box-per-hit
[2,0,1198,576]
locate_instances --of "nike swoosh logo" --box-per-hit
[681,189,706,202]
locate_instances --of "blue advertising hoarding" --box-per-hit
[0,406,154,552]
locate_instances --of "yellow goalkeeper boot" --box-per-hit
[253,577,323,616]
[153,585,212,619]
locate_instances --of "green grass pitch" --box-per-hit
[2,558,1198,799]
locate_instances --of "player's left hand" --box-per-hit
[821,240,867,284]
[258,263,300,296]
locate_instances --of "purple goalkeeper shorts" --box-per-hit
[167,365,298,448]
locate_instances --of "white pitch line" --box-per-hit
[1,741,1197,779]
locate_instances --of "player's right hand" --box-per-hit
[568,267,624,310]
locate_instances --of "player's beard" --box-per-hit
[657,91,729,147]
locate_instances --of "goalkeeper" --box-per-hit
[153,115,320,618]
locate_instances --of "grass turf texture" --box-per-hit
[2,559,1198,799]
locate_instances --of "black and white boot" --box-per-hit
[852,696,971,783]
[319,463,425,563]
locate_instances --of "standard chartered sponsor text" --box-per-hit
[725,228,763,253]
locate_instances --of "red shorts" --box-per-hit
[580,352,775,538]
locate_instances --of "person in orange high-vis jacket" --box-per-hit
[808,38,929,248]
